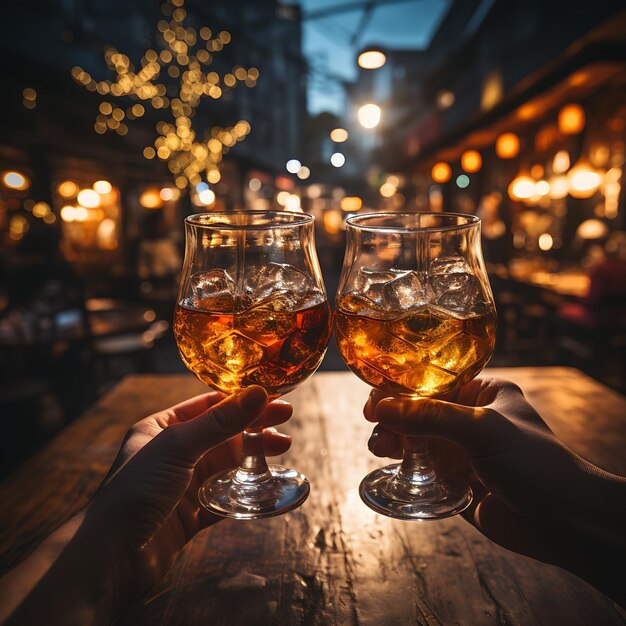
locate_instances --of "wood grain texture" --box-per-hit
[1,367,625,625]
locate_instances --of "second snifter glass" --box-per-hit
[174,211,331,519]
[334,212,496,520]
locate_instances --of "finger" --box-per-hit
[165,391,226,423]
[364,390,388,422]
[368,425,403,459]
[375,396,514,456]
[160,386,268,466]
[263,428,292,456]
[252,400,293,428]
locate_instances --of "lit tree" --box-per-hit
[71,0,258,191]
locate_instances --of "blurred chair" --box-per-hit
[556,256,626,391]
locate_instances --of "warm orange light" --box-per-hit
[160,188,179,201]
[58,181,78,198]
[548,176,569,199]
[508,174,536,201]
[330,128,349,143]
[139,189,163,209]
[357,50,387,70]
[93,180,112,194]
[60,205,77,222]
[77,189,101,208]
[495,133,520,159]
[379,183,396,198]
[431,162,452,183]
[323,209,343,235]
[461,150,482,173]
[32,202,51,218]
[558,104,585,135]
[2,171,29,190]
[567,161,602,198]
[340,197,363,212]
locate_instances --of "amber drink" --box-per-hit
[335,294,495,397]
[175,211,330,520]
[175,296,331,399]
[334,212,497,520]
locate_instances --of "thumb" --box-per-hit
[375,396,513,456]
[162,385,268,466]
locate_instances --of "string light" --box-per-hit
[72,0,256,190]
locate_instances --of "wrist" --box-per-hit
[5,507,123,626]
[558,465,626,605]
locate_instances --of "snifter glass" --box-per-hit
[334,212,496,520]
[174,211,331,519]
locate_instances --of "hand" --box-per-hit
[3,386,292,625]
[364,377,626,605]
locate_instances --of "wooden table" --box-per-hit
[1,367,625,625]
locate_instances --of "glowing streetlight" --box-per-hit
[286,159,301,174]
[357,50,386,70]
[331,153,345,167]
[358,104,381,129]
[330,128,349,143]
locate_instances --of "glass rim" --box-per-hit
[346,211,480,234]
[185,210,315,231]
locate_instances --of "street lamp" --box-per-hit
[357,50,386,70]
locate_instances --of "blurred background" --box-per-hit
[1,0,625,475]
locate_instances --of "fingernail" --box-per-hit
[239,386,268,412]
[367,431,379,451]
[376,399,401,425]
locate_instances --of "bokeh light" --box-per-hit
[358,104,381,129]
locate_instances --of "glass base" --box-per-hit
[198,464,310,520]
[359,464,472,520]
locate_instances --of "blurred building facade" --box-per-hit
[0,0,307,280]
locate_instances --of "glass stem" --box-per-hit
[396,437,436,485]
[235,428,273,484]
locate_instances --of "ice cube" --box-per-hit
[191,269,234,309]
[382,271,430,310]
[429,255,483,313]
[390,306,463,346]
[429,331,480,373]
[248,263,316,304]
[206,331,264,373]
[430,255,472,276]
[437,288,480,312]
[355,267,407,305]
[236,293,297,346]
[337,292,386,318]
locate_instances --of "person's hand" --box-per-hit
[3,386,292,625]
[364,377,626,605]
